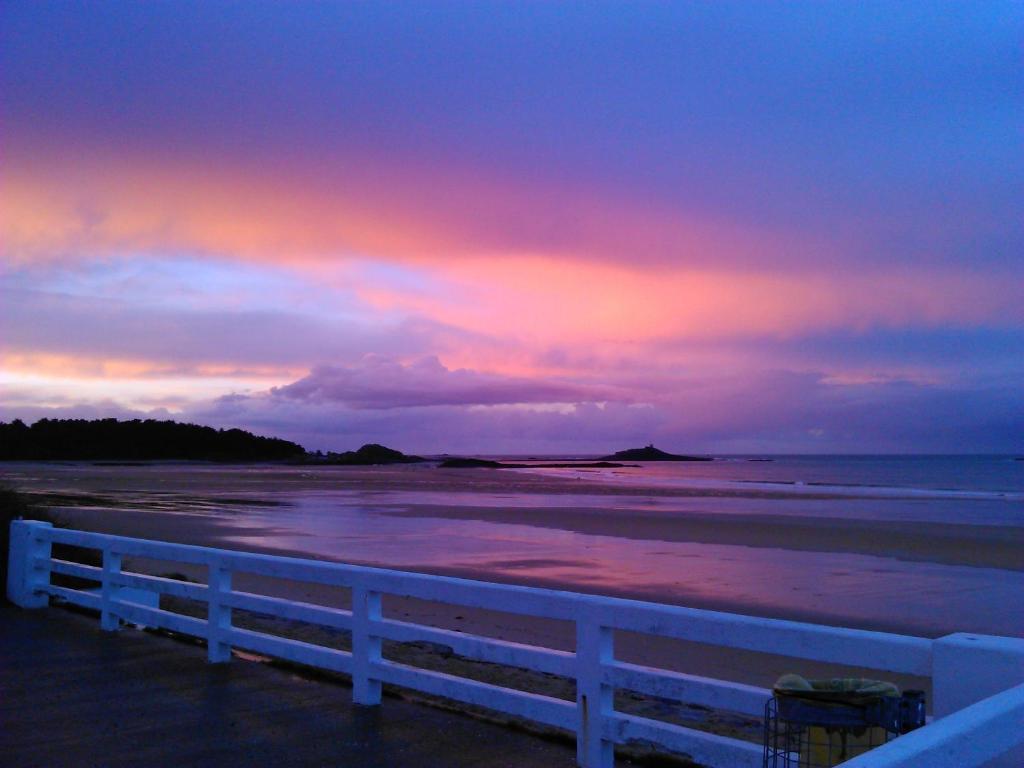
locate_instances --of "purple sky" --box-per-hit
[2,2,1022,453]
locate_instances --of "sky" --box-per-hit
[1,1,1022,454]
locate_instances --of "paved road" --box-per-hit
[0,604,577,767]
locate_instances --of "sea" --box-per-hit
[3,455,1022,639]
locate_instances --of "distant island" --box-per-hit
[0,418,305,462]
[600,444,712,462]
[300,443,425,465]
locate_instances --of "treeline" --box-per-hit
[0,418,305,461]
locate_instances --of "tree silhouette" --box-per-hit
[0,418,305,461]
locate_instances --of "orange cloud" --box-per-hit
[2,139,807,272]
[345,256,1023,348]
[0,352,302,413]
[0,352,301,382]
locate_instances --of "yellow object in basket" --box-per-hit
[804,725,890,764]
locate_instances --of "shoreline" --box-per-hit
[6,460,1019,502]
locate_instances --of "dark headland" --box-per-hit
[0,418,304,462]
[0,419,429,466]
[600,444,712,462]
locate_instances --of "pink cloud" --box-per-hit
[1,144,805,271]
[272,356,620,409]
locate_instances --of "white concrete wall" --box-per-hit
[933,633,1024,768]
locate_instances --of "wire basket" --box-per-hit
[763,679,925,768]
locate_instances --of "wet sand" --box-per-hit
[382,503,1023,570]
[11,463,1021,575]
[46,505,935,703]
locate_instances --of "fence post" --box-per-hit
[932,633,1024,717]
[207,562,232,663]
[932,633,1024,767]
[7,520,52,609]
[100,549,122,631]
[352,583,382,705]
[576,607,614,768]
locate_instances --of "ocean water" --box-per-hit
[494,454,1024,526]
[503,453,1024,497]
[3,456,1021,638]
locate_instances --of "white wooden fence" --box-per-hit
[7,520,1024,767]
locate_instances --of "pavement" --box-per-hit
[0,603,578,767]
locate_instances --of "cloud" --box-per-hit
[4,3,1020,272]
[272,356,617,409]
[0,399,170,425]
[0,278,509,375]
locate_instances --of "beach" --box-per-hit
[4,459,1021,698]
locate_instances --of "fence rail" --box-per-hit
[7,520,1024,768]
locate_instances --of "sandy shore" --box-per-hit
[49,505,934,703]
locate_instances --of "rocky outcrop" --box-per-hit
[600,444,711,461]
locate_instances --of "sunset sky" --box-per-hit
[2,2,1021,453]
